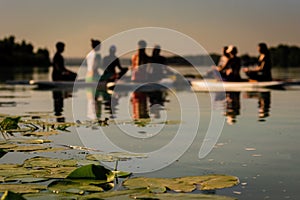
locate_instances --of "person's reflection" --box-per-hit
[244,92,271,122]
[86,88,102,120]
[224,92,240,125]
[131,90,167,120]
[148,91,166,119]
[86,87,120,120]
[131,92,149,120]
[258,92,271,121]
[52,90,72,122]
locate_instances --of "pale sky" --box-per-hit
[0,0,299,58]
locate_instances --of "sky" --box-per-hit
[0,0,299,58]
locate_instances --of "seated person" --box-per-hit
[52,42,77,81]
[102,45,127,82]
[243,43,272,82]
[218,45,241,82]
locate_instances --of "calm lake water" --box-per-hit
[0,66,300,199]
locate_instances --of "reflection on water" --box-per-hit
[225,92,241,125]
[86,88,121,120]
[0,66,49,83]
[244,92,271,122]
[214,91,271,125]
[52,90,73,122]
[131,91,167,120]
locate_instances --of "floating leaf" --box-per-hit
[78,188,148,200]
[1,190,26,200]
[131,193,237,200]
[86,152,147,162]
[23,156,77,168]
[0,184,46,194]
[123,175,239,193]
[113,170,132,178]
[4,175,49,183]
[8,145,49,152]
[22,131,59,137]
[0,144,18,149]
[48,180,105,194]
[0,117,21,130]
[24,193,79,200]
[0,149,7,159]
[11,139,52,144]
[67,164,114,182]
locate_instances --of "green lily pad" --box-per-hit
[24,193,79,200]
[78,188,149,200]
[0,165,46,179]
[11,139,52,144]
[0,144,18,149]
[1,190,26,200]
[0,184,46,194]
[0,117,21,130]
[32,147,69,153]
[113,170,132,178]
[123,175,239,193]
[44,167,77,179]
[23,156,77,168]
[86,152,147,162]
[67,164,114,182]
[86,154,115,162]
[22,131,59,137]
[48,180,105,194]
[131,193,237,200]
[8,145,49,152]
[0,149,7,159]
[4,175,49,183]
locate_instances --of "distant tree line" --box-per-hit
[211,44,300,68]
[0,36,50,67]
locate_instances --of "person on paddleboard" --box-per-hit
[243,43,272,81]
[217,45,241,81]
[52,42,77,81]
[131,40,150,82]
[102,45,128,82]
[86,39,101,82]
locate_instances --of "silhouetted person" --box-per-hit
[52,42,77,81]
[148,45,168,82]
[219,45,241,81]
[86,39,101,82]
[131,40,150,82]
[102,45,128,82]
[243,43,272,81]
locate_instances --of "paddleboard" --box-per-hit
[191,79,285,92]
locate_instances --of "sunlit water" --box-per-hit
[0,66,300,199]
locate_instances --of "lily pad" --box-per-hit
[23,156,77,168]
[123,175,239,193]
[131,193,237,200]
[8,145,49,152]
[4,175,49,183]
[1,190,26,200]
[67,164,114,182]
[48,180,105,194]
[0,184,46,194]
[86,152,147,162]
[0,117,21,130]
[22,131,59,137]
[11,139,52,144]
[0,144,18,149]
